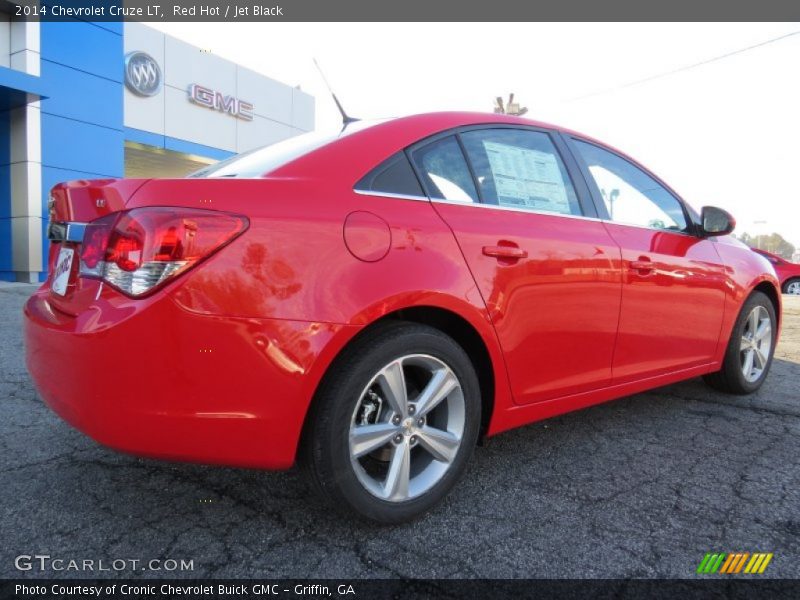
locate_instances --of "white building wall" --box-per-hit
[0,14,10,68]
[124,23,314,154]
[9,17,38,75]
[8,19,42,282]
[122,22,165,136]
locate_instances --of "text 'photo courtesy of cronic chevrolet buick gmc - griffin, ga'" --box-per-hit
[25,112,781,523]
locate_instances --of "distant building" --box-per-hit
[1,17,314,282]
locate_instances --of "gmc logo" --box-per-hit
[188,84,254,121]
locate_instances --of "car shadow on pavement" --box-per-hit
[4,289,799,577]
[3,357,798,578]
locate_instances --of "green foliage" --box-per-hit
[736,231,796,259]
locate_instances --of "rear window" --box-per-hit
[190,119,388,179]
[189,131,337,178]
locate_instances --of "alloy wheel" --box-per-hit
[786,281,800,295]
[348,354,465,502]
[740,305,772,383]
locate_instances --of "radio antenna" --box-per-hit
[313,58,359,128]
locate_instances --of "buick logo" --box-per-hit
[124,52,161,97]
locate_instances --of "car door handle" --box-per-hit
[630,261,654,270]
[630,257,655,274]
[483,245,528,260]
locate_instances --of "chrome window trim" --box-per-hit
[353,187,698,234]
[599,217,696,237]
[429,197,604,223]
[353,189,430,202]
[48,222,87,243]
[353,187,605,223]
[432,198,698,233]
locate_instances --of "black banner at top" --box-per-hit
[6,0,800,22]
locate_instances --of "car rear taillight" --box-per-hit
[79,207,248,297]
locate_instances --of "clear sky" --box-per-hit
[152,22,800,247]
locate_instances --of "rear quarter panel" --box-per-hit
[125,177,514,437]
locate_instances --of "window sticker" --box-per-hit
[483,141,571,213]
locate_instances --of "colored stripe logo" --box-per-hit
[697,552,773,574]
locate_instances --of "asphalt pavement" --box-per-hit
[1,282,798,579]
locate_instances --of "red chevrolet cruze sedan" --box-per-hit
[25,113,781,522]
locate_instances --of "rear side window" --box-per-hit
[460,128,581,216]
[354,152,424,197]
[411,136,478,203]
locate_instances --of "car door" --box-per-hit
[567,137,727,383]
[409,127,623,404]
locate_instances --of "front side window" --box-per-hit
[411,136,478,203]
[573,140,688,232]
[460,128,581,216]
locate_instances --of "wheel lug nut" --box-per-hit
[410,436,417,444]
[392,416,401,425]
[408,405,416,415]
[393,434,403,444]
[417,418,424,427]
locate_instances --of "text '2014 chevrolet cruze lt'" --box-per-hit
[25,113,781,523]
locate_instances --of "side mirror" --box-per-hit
[701,206,736,236]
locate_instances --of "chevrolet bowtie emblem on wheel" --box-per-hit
[124,51,161,97]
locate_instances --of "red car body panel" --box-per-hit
[433,202,623,404]
[602,223,727,382]
[25,286,357,469]
[24,112,781,469]
[752,248,800,289]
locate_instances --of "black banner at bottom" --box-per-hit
[2,579,799,600]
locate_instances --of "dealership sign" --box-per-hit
[124,52,161,97]
[188,84,254,121]
[124,51,254,121]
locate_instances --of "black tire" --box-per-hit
[703,291,777,394]
[300,321,481,524]
[782,278,800,295]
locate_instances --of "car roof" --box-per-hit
[268,111,681,203]
[269,111,590,182]
[367,111,562,130]
[338,111,570,145]
[340,111,613,149]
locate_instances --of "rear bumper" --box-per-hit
[24,286,354,469]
